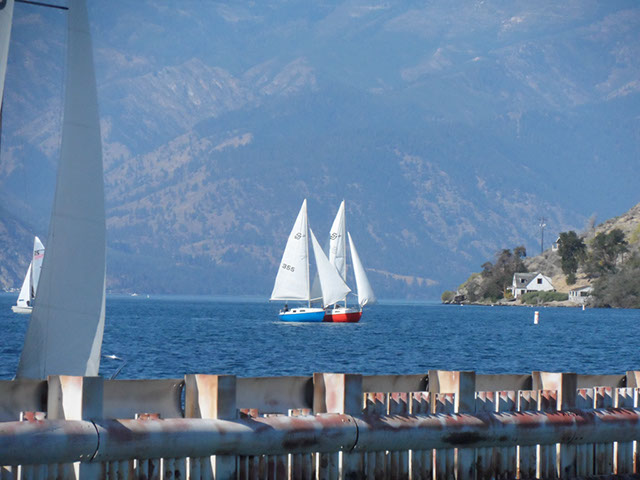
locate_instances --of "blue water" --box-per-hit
[1,293,639,380]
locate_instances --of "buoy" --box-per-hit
[582,304,585,311]
[534,311,539,324]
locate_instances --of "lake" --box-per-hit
[1,293,639,380]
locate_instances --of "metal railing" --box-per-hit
[1,370,640,479]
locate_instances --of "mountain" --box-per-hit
[1,1,639,299]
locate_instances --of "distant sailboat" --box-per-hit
[323,201,376,322]
[270,199,350,322]
[16,0,107,378]
[12,236,45,314]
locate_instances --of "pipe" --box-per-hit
[93,413,357,461]
[3,409,640,465]
[354,408,640,452]
[0,420,97,465]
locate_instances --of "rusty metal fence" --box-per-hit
[2,370,640,479]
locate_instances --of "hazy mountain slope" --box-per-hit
[0,206,36,291]
[0,1,638,298]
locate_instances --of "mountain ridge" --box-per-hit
[1,1,638,299]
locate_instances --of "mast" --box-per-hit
[306,203,310,307]
[328,200,348,308]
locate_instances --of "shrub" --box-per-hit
[520,291,568,305]
[441,290,456,303]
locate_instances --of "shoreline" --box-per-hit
[443,299,586,308]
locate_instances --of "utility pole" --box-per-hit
[539,217,546,255]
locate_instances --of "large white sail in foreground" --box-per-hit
[0,0,14,112]
[310,228,351,307]
[328,200,347,280]
[348,232,376,307]
[270,199,311,302]
[17,0,106,379]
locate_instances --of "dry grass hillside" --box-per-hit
[524,202,640,293]
[453,201,640,305]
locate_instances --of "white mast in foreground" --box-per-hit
[0,0,15,112]
[17,0,106,378]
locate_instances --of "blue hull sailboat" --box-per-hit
[271,199,350,322]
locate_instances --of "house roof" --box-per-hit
[513,272,538,285]
[570,285,593,293]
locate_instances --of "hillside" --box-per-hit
[1,2,639,299]
[452,201,640,307]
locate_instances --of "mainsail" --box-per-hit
[0,0,15,112]
[309,228,351,307]
[348,232,376,307]
[15,261,32,310]
[17,0,106,378]
[328,200,347,280]
[270,199,311,302]
[31,236,45,295]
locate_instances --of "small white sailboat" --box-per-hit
[16,0,107,379]
[270,199,351,322]
[12,236,45,314]
[323,201,376,322]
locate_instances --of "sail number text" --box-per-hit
[281,263,295,272]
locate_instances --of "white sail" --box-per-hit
[15,261,32,309]
[310,228,351,307]
[31,236,45,295]
[0,0,14,111]
[348,232,376,307]
[270,199,310,301]
[329,200,347,280]
[17,0,106,379]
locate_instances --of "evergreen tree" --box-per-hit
[479,246,527,300]
[593,253,640,308]
[585,229,628,277]
[557,231,586,284]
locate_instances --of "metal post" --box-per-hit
[47,376,103,480]
[185,374,237,480]
[533,371,578,477]
[313,373,363,478]
[539,217,547,255]
[429,370,476,479]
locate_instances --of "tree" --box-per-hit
[557,231,586,284]
[585,229,628,277]
[513,245,527,259]
[478,246,527,300]
[592,253,640,308]
[441,290,456,303]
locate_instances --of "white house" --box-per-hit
[511,272,555,298]
[568,285,593,304]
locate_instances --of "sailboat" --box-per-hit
[11,236,45,314]
[323,201,376,323]
[15,0,107,378]
[270,199,351,322]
